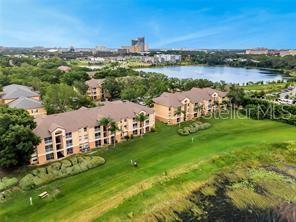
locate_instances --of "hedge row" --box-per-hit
[19,155,105,190]
[177,122,211,136]
[242,97,296,125]
[0,177,18,191]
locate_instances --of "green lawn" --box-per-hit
[241,81,296,92]
[1,116,295,222]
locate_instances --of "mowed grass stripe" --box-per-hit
[1,117,295,222]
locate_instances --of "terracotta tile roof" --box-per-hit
[34,101,154,138]
[153,87,227,107]
[85,79,104,88]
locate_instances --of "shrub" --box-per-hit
[177,128,190,136]
[19,155,105,190]
[0,177,18,191]
[124,135,130,140]
[19,174,35,190]
[177,122,211,136]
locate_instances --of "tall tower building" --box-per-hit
[131,37,145,53]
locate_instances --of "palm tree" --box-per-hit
[194,103,203,116]
[99,117,111,143]
[174,107,185,127]
[135,113,149,137]
[109,121,119,147]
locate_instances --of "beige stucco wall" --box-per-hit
[153,93,226,125]
[87,85,103,101]
[33,111,156,165]
[27,107,47,117]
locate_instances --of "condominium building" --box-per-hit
[85,78,105,101]
[154,54,182,63]
[279,50,296,57]
[0,84,46,117]
[245,48,269,55]
[57,65,71,73]
[32,101,155,165]
[153,88,227,125]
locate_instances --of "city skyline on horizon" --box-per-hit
[1,0,296,49]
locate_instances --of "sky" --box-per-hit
[0,0,295,49]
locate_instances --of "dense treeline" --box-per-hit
[0,56,94,113]
[102,72,227,105]
[173,51,296,71]
[242,97,296,125]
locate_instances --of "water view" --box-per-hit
[136,65,288,84]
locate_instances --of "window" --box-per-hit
[31,157,38,162]
[66,140,73,148]
[177,118,180,123]
[95,132,101,139]
[45,144,53,153]
[133,130,138,135]
[46,153,54,161]
[84,127,87,132]
[94,125,100,132]
[66,132,72,139]
[95,140,101,147]
[133,123,138,128]
[31,109,38,113]
[84,135,88,140]
[79,144,90,152]
[44,137,52,144]
[67,147,73,155]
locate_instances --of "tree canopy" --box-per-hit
[0,106,40,168]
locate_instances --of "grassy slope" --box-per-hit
[1,117,295,222]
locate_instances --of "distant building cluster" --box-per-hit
[245,48,296,57]
[87,54,182,64]
[245,48,269,55]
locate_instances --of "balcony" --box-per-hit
[45,145,53,153]
[94,126,101,132]
[65,132,72,139]
[56,144,63,150]
[95,132,101,140]
[66,140,73,148]
[44,137,52,145]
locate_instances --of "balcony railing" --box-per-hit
[45,147,53,153]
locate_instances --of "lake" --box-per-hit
[136,65,288,84]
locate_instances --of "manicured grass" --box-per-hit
[1,116,295,222]
[241,81,295,92]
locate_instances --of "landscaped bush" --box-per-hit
[0,177,18,191]
[177,122,211,136]
[19,155,105,190]
[177,128,190,136]
[242,97,296,125]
